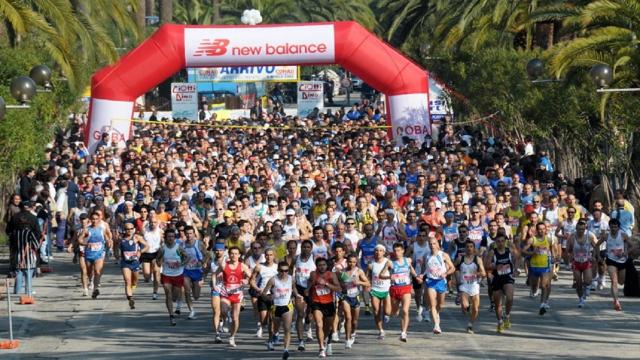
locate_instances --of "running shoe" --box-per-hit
[283,349,290,360]
[578,298,585,308]
[229,336,236,348]
[220,321,227,333]
[298,340,306,351]
[488,303,495,312]
[326,343,332,356]
[467,326,474,334]
[503,318,511,329]
[584,287,591,298]
[331,332,339,342]
[83,288,89,297]
[174,308,181,315]
[433,325,442,334]
[215,333,222,344]
[169,315,176,326]
[614,299,622,311]
[364,305,371,316]
[400,332,407,342]
[497,323,504,334]
[273,333,281,345]
[92,288,100,299]
[590,279,597,291]
[339,320,345,334]
[128,298,135,309]
[188,310,197,320]
[345,338,354,349]
[306,327,313,341]
[384,315,390,324]
[318,349,326,358]
[422,308,430,322]
[539,303,547,315]
[152,292,158,300]
[378,330,385,340]
[416,306,424,322]
[455,294,461,305]
[267,341,274,351]
[256,326,263,338]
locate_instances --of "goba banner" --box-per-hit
[171,82,199,120]
[185,24,335,67]
[191,66,299,82]
[297,81,324,118]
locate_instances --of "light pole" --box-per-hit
[590,64,640,92]
[0,64,52,119]
[526,58,563,83]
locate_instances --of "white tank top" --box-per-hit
[144,226,162,252]
[606,231,627,263]
[573,232,593,263]
[425,250,447,280]
[382,223,399,252]
[371,259,391,292]
[412,241,431,274]
[544,208,560,238]
[459,257,479,285]
[210,254,227,291]
[312,241,329,260]
[273,274,293,306]
[283,223,300,239]
[258,262,278,291]
[295,255,316,288]
[247,254,266,271]
[161,243,183,276]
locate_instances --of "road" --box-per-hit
[1,253,639,359]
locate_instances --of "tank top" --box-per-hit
[530,236,551,268]
[295,255,316,288]
[506,207,523,234]
[492,248,513,278]
[358,238,377,269]
[458,256,479,285]
[257,262,278,290]
[223,262,245,294]
[332,257,347,273]
[442,224,459,248]
[182,240,203,270]
[340,268,360,297]
[371,258,391,292]
[563,221,577,237]
[161,243,184,276]
[573,232,593,263]
[311,271,334,304]
[120,237,140,262]
[283,223,300,239]
[382,223,400,252]
[404,224,419,241]
[273,274,293,306]
[391,257,412,287]
[312,241,329,260]
[425,250,447,280]
[143,226,162,253]
[606,231,627,263]
[85,226,106,260]
[210,254,227,291]
[544,208,560,238]
[412,241,431,275]
[247,254,266,271]
[467,221,484,247]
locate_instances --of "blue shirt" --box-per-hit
[610,208,634,236]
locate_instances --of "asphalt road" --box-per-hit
[1,253,639,359]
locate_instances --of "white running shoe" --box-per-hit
[378,330,385,340]
[384,315,390,324]
[421,308,430,322]
[229,336,236,347]
[339,320,345,334]
[400,332,407,342]
[306,327,313,341]
[578,298,585,308]
[298,340,305,351]
[152,292,159,300]
[331,332,339,342]
[345,338,354,349]
[256,326,263,338]
[267,341,274,351]
[188,310,197,319]
[433,325,442,334]
[326,343,333,356]
[416,306,424,322]
[82,288,89,297]
[318,349,326,358]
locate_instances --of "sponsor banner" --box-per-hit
[87,98,134,152]
[185,25,335,67]
[389,93,430,145]
[429,77,453,122]
[297,81,324,118]
[192,66,298,82]
[171,82,199,120]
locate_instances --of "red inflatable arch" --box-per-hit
[88,21,430,150]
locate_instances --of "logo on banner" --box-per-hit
[194,38,230,57]
[92,125,124,143]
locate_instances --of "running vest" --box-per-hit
[544,208,560,239]
[273,274,293,306]
[411,241,431,275]
[182,240,203,270]
[530,236,552,268]
[257,262,278,290]
[573,232,593,264]
[606,231,627,263]
[295,255,316,288]
[381,223,400,252]
[85,226,106,261]
[223,262,244,294]
[467,221,484,248]
[425,250,447,280]
[506,207,524,234]
[120,237,139,262]
[391,257,412,287]
[247,254,266,271]
[143,226,162,253]
[311,271,334,304]
[442,223,459,250]
[371,258,391,292]
[340,268,360,297]
[492,248,514,278]
[312,241,329,260]
[283,223,300,239]
[404,224,419,241]
[458,256,480,285]
[358,238,377,269]
[332,257,347,273]
[161,243,184,276]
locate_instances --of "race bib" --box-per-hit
[372,275,385,287]
[315,285,330,296]
[575,252,589,263]
[88,242,103,251]
[123,251,138,262]
[535,247,549,256]
[346,283,359,297]
[496,264,511,276]
[462,274,476,284]
[391,272,410,286]
[167,260,181,269]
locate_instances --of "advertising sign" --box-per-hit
[429,77,453,123]
[297,81,324,118]
[171,82,198,120]
[185,25,335,66]
[192,66,298,82]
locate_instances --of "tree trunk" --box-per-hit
[546,22,554,49]
[212,0,220,24]
[135,0,146,36]
[159,0,173,24]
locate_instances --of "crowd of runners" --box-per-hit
[6,106,638,359]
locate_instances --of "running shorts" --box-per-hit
[310,301,336,317]
[222,290,244,304]
[296,285,310,304]
[390,285,412,300]
[272,302,294,318]
[257,295,273,312]
[342,295,359,308]
[459,283,480,297]
[183,268,203,282]
[529,266,550,278]
[412,277,422,291]
[369,289,389,300]
[161,274,184,287]
[140,252,158,263]
[120,260,141,271]
[572,261,591,272]
[425,278,447,294]
[605,257,626,271]
[491,276,514,292]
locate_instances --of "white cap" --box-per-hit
[286,209,295,215]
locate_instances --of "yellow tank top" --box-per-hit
[506,207,524,233]
[530,236,551,268]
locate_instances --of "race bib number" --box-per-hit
[88,242,103,251]
[496,264,511,276]
[463,274,476,284]
[535,247,549,256]
[372,275,385,287]
[227,285,242,294]
[315,285,330,296]
[575,252,589,263]
[346,283,359,297]
[123,251,138,262]
[167,260,181,269]
[391,272,410,286]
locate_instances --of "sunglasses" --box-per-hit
[278,269,289,273]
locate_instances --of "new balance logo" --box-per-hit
[193,38,230,56]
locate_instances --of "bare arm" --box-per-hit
[443,253,456,277]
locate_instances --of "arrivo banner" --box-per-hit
[171,82,199,120]
[190,65,299,82]
[184,25,336,66]
[297,81,324,118]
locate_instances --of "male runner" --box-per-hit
[567,220,597,307]
[455,240,486,333]
[367,244,392,340]
[424,235,455,334]
[308,257,341,358]
[389,242,422,341]
[156,230,186,326]
[595,219,631,311]
[486,234,515,333]
[523,223,554,315]
[119,223,148,309]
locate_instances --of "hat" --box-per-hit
[374,244,386,252]
[273,154,280,160]
[136,193,144,201]
[268,200,278,206]
[524,204,535,214]
[79,213,89,220]
[286,209,295,216]
[94,194,104,200]
[214,243,226,250]
[124,200,134,206]
[223,210,234,218]
[385,208,395,215]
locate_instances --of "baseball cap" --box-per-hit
[214,243,226,251]
[286,209,295,216]
[268,200,278,206]
[223,210,234,218]
[136,193,144,201]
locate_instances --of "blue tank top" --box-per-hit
[391,257,411,287]
[358,237,378,269]
[404,224,419,241]
[120,237,140,262]
[85,227,106,261]
[442,224,458,256]
[182,240,204,270]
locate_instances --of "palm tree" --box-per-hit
[160,0,172,24]
[373,0,437,46]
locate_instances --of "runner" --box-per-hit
[208,241,227,343]
[523,223,554,315]
[367,244,392,340]
[423,235,455,334]
[389,242,422,341]
[567,220,597,307]
[216,246,252,347]
[249,248,278,347]
[356,223,379,315]
[294,239,316,350]
[486,234,515,333]
[261,261,303,360]
[595,219,631,311]
[308,257,341,358]
[330,242,348,342]
[71,213,90,296]
[156,229,186,326]
[410,228,431,322]
[141,217,163,300]
[78,212,113,299]
[246,241,266,329]
[338,253,369,349]
[119,222,149,309]
[182,226,208,319]
[455,240,486,333]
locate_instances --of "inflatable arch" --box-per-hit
[88,21,430,151]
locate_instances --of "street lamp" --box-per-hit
[0,64,53,119]
[241,9,262,25]
[590,63,640,92]
[526,58,562,83]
